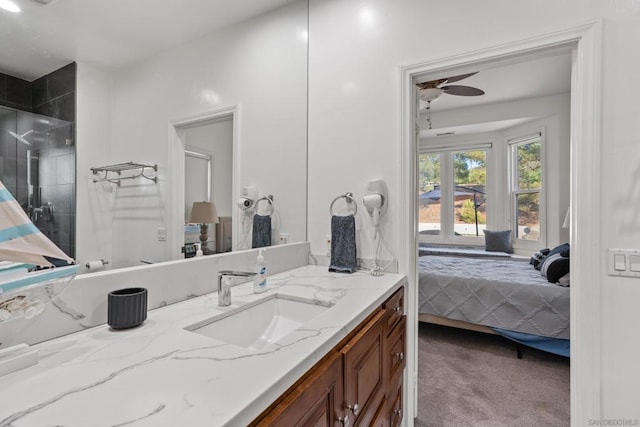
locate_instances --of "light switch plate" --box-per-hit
[608,248,640,277]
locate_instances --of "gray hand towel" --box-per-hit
[252,214,272,248]
[329,215,357,273]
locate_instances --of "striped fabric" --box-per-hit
[0,180,74,267]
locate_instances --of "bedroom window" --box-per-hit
[509,134,543,242]
[418,145,490,243]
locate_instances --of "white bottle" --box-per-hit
[253,249,267,293]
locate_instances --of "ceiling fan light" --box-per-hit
[419,88,443,103]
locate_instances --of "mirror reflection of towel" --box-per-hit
[329,215,357,273]
[252,215,271,248]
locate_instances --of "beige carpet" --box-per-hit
[415,322,570,427]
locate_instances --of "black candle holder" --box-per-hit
[107,287,148,329]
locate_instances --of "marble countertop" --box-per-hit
[0,266,405,426]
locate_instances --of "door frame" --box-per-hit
[167,105,240,260]
[399,20,602,425]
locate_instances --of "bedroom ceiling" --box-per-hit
[418,52,572,136]
[0,0,299,80]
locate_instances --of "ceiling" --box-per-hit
[0,0,299,81]
[418,52,572,136]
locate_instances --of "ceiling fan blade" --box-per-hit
[416,71,478,90]
[416,78,448,90]
[442,72,478,84]
[441,85,485,96]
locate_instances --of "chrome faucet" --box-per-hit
[217,270,255,306]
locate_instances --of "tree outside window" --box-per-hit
[511,136,542,241]
[418,148,488,239]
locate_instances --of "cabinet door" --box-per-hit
[388,373,403,427]
[257,352,345,427]
[342,308,387,427]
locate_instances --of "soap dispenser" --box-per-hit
[253,249,267,293]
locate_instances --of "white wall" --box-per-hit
[308,0,640,421]
[76,0,308,270]
[75,63,114,272]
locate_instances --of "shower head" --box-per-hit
[8,130,34,146]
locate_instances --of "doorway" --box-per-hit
[167,106,239,260]
[399,21,602,424]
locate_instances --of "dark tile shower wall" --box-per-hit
[0,73,32,112]
[0,63,76,259]
[34,63,76,258]
[32,63,76,123]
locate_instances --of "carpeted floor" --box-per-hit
[415,322,570,427]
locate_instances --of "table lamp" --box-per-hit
[190,201,219,255]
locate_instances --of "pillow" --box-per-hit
[547,242,570,258]
[530,248,550,269]
[558,272,570,287]
[483,230,513,254]
[544,256,570,283]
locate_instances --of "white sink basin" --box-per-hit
[185,294,331,351]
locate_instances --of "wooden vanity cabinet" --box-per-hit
[383,286,405,427]
[251,285,406,427]
[341,308,387,427]
[387,371,404,427]
[382,286,404,333]
[253,351,345,427]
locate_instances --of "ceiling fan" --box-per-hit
[416,72,485,102]
[416,72,485,129]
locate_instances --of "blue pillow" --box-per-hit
[483,230,513,254]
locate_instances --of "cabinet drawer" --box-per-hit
[387,315,406,382]
[382,287,404,334]
[388,373,403,427]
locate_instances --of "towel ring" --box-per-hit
[255,195,274,215]
[330,192,358,216]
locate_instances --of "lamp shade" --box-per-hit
[190,201,219,224]
[562,207,570,229]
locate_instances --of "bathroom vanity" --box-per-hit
[0,265,406,426]
[251,286,406,427]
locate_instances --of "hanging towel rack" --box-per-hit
[255,195,275,216]
[90,162,158,186]
[330,192,358,216]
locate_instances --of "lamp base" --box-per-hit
[199,224,211,255]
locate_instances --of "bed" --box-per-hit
[418,255,570,355]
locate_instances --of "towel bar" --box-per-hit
[330,192,358,216]
[254,195,274,215]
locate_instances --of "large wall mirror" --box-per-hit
[0,0,309,272]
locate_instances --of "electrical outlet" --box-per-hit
[279,233,289,244]
[325,234,332,256]
[157,227,166,241]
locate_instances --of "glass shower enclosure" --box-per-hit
[0,105,75,259]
